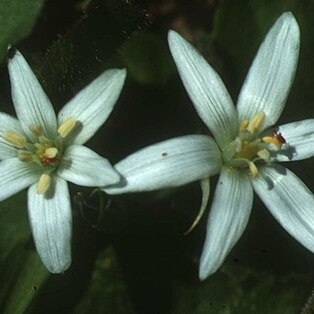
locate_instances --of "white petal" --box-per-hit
[28,176,72,273]
[199,167,253,280]
[0,139,18,159]
[168,30,238,147]
[58,69,126,145]
[0,112,23,159]
[253,165,314,253]
[8,50,58,140]
[0,158,40,201]
[104,135,222,194]
[237,12,300,129]
[273,119,314,162]
[57,145,120,187]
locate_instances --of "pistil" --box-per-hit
[224,112,286,177]
[3,123,64,195]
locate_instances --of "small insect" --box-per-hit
[162,152,168,157]
[272,130,286,144]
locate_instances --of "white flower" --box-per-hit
[0,50,126,273]
[105,12,314,280]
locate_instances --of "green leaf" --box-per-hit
[173,264,311,313]
[32,0,149,106]
[212,0,314,122]
[0,193,49,314]
[74,247,135,314]
[0,192,29,262]
[119,31,175,85]
[0,0,45,63]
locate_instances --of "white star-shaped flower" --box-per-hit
[1,50,126,273]
[105,12,314,280]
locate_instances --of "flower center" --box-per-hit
[3,117,76,194]
[222,112,286,177]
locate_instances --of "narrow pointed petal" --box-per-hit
[199,168,253,280]
[168,30,238,147]
[272,119,314,162]
[0,112,23,159]
[184,177,210,235]
[253,165,314,253]
[58,69,126,145]
[57,145,120,187]
[104,135,222,194]
[237,13,299,129]
[0,158,40,201]
[28,177,72,273]
[8,50,58,140]
[0,139,18,159]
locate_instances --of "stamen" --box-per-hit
[257,149,270,162]
[262,136,282,149]
[44,147,58,158]
[234,137,242,153]
[18,150,33,162]
[227,111,283,177]
[58,117,76,138]
[3,131,26,148]
[29,125,43,137]
[248,161,259,177]
[247,112,265,134]
[37,174,51,194]
[239,119,249,131]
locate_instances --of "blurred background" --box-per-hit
[1,0,314,313]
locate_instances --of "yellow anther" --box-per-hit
[18,150,33,162]
[29,125,43,137]
[248,161,259,178]
[58,117,76,138]
[262,136,282,149]
[239,119,249,131]
[257,149,270,162]
[247,112,265,134]
[3,131,26,148]
[44,147,58,158]
[37,174,51,194]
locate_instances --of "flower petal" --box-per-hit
[273,119,314,162]
[104,135,222,194]
[184,177,210,235]
[168,30,238,147]
[199,167,253,280]
[253,164,314,254]
[8,50,58,140]
[0,158,40,201]
[58,69,126,145]
[0,112,23,159]
[237,12,300,129]
[57,145,120,187]
[28,176,72,273]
